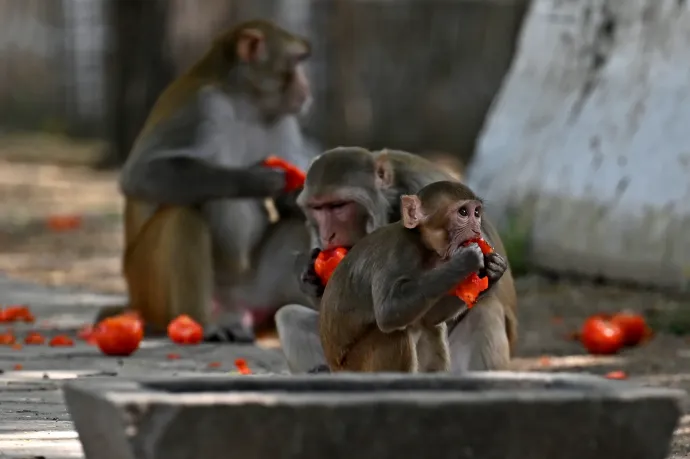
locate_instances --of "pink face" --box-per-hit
[306,197,368,250]
[447,200,482,251]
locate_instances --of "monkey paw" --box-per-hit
[299,248,325,298]
[456,243,484,273]
[203,322,255,343]
[483,252,508,284]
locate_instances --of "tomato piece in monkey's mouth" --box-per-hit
[453,237,493,308]
[314,247,349,285]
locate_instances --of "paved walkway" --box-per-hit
[0,275,287,459]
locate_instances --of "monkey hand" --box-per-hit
[299,247,326,298]
[262,156,306,192]
[481,252,508,286]
[452,243,485,274]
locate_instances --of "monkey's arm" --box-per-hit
[372,245,483,333]
[120,156,286,206]
[422,296,467,327]
[119,90,288,206]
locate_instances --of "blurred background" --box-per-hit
[0,0,688,372]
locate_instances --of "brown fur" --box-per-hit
[101,20,317,336]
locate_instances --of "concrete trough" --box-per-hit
[64,372,684,459]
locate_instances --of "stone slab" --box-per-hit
[64,372,685,459]
[468,0,690,289]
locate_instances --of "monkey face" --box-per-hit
[305,197,369,250]
[444,199,483,257]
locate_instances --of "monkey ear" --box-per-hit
[236,28,266,63]
[374,155,394,189]
[400,195,424,229]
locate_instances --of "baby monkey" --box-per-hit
[319,180,508,372]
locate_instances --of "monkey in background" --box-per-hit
[275,147,517,373]
[319,181,507,372]
[97,20,319,342]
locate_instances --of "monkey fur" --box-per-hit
[275,148,517,373]
[319,181,508,372]
[99,20,319,342]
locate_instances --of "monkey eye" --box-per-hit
[458,207,468,217]
[328,202,347,210]
[474,206,482,218]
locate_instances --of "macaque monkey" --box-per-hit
[274,148,517,373]
[319,181,508,372]
[99,20,319,342]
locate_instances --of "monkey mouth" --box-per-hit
[444,238,475,260]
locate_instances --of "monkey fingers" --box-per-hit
[300,269,325,297]
[484,252,508,283]
[203,312,256,343]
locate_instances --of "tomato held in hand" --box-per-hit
[314,247,349,285]
[580,316,624,355]
[453,238,493,307]
[465,237,493,255]
[453,274,490,308]
[167,315,204,345]
[611,312,648,347]
[262,156,306,192]
[96,315,143,356]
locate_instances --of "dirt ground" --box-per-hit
[0,134,688,457]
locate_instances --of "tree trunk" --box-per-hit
[99,0,174,169]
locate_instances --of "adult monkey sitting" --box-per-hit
[275,147,517,372]
[99,20,318,342]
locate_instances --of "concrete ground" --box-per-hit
[0,137,687,458]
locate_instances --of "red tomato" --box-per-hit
[96,315,143,356]
[235,358,252,375]
[580,316,624,355]
[262,156,306,192]
[0,333,16,345]
[49,335,75,347]
[605,370,628,380]
[452,238,493,306]
[46,215,82,232]
[453,273,489,308]
[611,312,647,347]
[464,237,494,255]
[13,364,22,371]
[313,248,348,285]
[167,315,203,345]
[1,305,34,323]
[24,332,45,345]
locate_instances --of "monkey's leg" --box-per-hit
[448,297,510,372]
[275,304,328,374]
[417,323,451,373]
[342,330,417,373]
[124,206,213,334]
